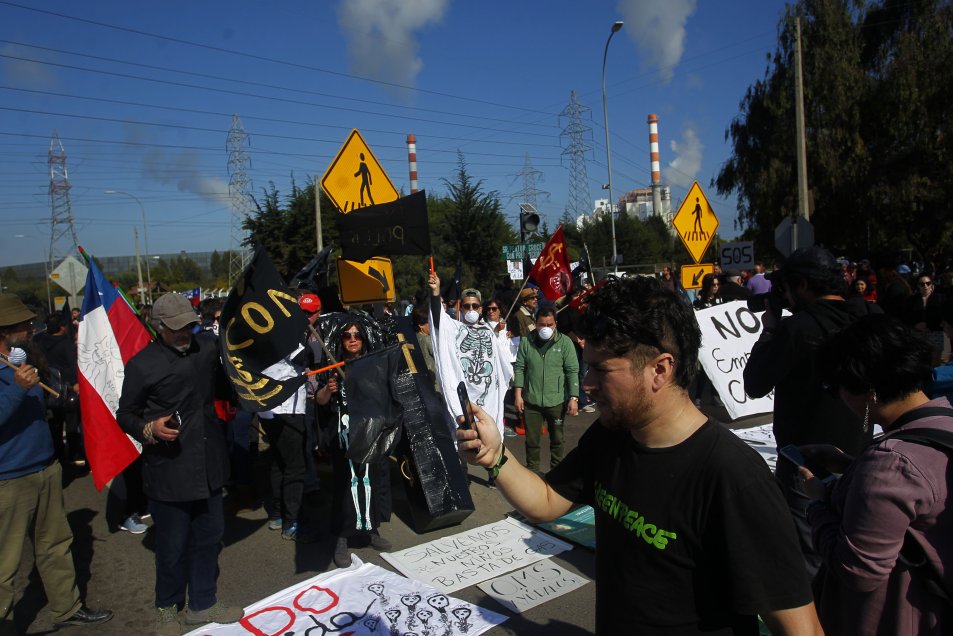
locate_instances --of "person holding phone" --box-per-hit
[800,314,953,635]
[456,276,822,635]
[117,293,241,635]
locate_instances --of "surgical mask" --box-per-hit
[537,326,554,341]
[464,310,480,324]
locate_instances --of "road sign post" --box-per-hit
[672,181,719,264]
[321,129,399,213]
[50,255,88,308]
[774,217,814,257]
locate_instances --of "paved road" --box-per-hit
[14,404,770,635]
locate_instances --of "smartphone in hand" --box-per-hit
[457,382,475,430]
[779,445,806,467]
[166,411,183,430]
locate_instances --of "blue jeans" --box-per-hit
[150,491,224,611]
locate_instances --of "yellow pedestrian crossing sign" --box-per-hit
[322,129,399,213]
[672,181,719,264]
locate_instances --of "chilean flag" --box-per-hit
[77,249,152,490]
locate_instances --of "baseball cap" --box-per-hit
[766,246,839,282]
[298,293,321,314]
[461,288,482,304]
[152,293,200,330]
[0,294,36,328]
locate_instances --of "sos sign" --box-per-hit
[720,241,754,270]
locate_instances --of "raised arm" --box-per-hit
[457,402,574,522]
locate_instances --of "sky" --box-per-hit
[0,0,792,268]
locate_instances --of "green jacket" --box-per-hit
[514,331,579,408]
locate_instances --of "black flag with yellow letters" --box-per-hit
[218,245,308,411]
[337,190,431,262]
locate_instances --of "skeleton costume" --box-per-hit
[429,297,513,440]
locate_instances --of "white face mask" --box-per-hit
[464,310,480,324]
[537,326,554,341]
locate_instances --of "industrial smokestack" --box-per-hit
[406,134,418,194]
[647,114,663,218]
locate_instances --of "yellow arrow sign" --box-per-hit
[336,257,396,304]
[680,263,715,290]
[672,181,719,264]
[322,129,399,213]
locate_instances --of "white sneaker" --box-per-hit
[582,404,596,413]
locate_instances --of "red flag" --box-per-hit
[528,226,573,301]
[568,279,608,313]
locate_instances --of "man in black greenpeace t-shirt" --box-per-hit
[457,276,821,635]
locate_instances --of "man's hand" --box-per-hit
[514,392,525,414]
[13,364,40,391]
[566,398,579,417]
[428,272,441,297]
[151,414,180,442]
[456,402,503,469]
[760,296,782,331]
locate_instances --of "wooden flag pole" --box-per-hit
[0,357,60,398]
[307,323,346,379]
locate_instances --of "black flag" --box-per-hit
[337,190,432,262]
[219,246,308,411]
[571,244,591,278]
[288,243,333,291]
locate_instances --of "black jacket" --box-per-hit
[117,332,230,502]
[744,297,880,455]
[34,332,77,384]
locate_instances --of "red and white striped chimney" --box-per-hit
[647,114,661,186]
[406,134,418,194]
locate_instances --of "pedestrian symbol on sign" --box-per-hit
[322,129,398,214]
[672,182,719,263]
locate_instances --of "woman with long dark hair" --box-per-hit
[799,314,953,634]
[692,273,722,309]
[315,320,391,568]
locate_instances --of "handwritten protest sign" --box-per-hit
[381,517,573,593]
[695,301,780,420]
[479,560,589,614]
[185,556,506,636]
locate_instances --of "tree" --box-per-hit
[717,0,953,262]
[436,153,518,292]
[242,176,338,280]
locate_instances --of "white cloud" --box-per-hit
[618,0,697,83]
[338,0,448,99]
[664,126,704,188]
[0,43,60,90]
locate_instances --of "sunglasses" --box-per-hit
[486,306,500,312]
[461,303,481,310]
[341,331,363,341]
[919,281,933,287]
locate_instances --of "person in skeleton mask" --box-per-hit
[427,272,513,442]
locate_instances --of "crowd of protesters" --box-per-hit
[3,247,952,635]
